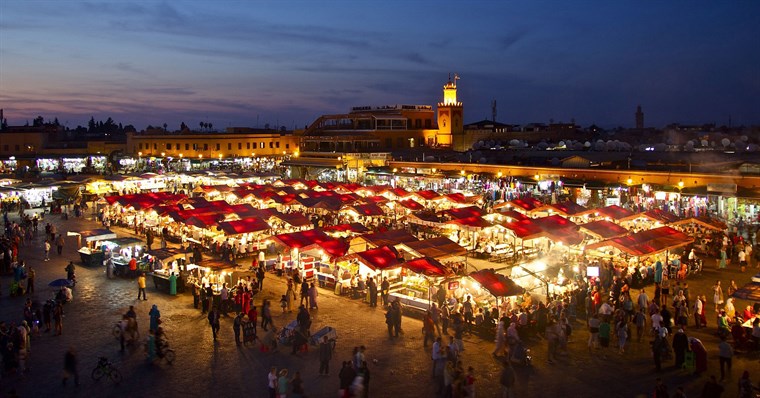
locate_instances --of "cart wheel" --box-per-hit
[92,366,105,381]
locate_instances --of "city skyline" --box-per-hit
[1,0,759,131]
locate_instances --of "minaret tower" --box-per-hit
[635,105,644,129]
[437,74,464,149]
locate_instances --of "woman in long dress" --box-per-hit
[719,248,727,269]
[308,282,318,310]
[712,281,723,312]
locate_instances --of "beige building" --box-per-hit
[126,128,300,159]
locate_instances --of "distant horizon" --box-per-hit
[2,1,758,131]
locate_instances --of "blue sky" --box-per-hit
[1,0,758,130]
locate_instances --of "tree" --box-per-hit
[33,116,44,126]
[208,123,213,131]
[163,123,168,131]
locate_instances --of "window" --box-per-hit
[185,143,190,150]
[193,144,198,150]
[260,142,265,149]
[204,144,209,151]
[247,143,251,149]
[139,143,143,150]
[415,119,421,128]
[275,142,280,148]
[177,143,180,151]
[166,143,172,150]
[216,143,220,150]
[228,143,232,150]
[153,143,157,150]
[425,119,432,128]
[269,142,273,148]
[285,144,290,149]
[238,143,242,150]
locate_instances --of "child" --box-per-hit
[280,295,287,313]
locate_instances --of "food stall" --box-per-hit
[69,229,118,266]
[389,257,453,314]
[467,268,525,311]
[334,245,402,297]
[149,248,190,294]
[185,259,239,307]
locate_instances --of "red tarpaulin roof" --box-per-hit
[497,210,530,222]
[469,269,525,297]
[361,229,418,248]
[398,237,467,259]
[446,216,493,230]
[105,192,187,210]
[539,201,588,216]
[324,223,370,234]
[580,220,629,239]
[272,229,348,258]
[413,190,441,201]
[585,205,634,220]
[585,226,694,257]
[506,196,543,211]
[217,218,271,235]
[403,257,449,277]
[624,209,681,224]
[502,218,545,240]
[354,246,401,270]
[344,203,386,217]
[396,199,425,211]
[441,206,485,220]
[185,214,222,228]
[382,187,410,199]
[444,193,479,204]
[670,216,727,231]
[273,212,312,227]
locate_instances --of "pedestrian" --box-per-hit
[717,335,733,381]
[53,301,64,335]
[208,306,220,340]
[149,304,161,332]
[672,328,689,368]
[441,303,450,335]
[26,266,35,295]
[587,313,601,351]
[261,300,273,331]
[464,366,476,398]
[423,310,436,348]
[168,272,177,296]
[319,335,333,376]
[598,317,611,358]
[300,280,309,307]
[339,361,356,397]
[137,273,147,300]
[233,312,243,345]
[56,234,64,255]
[267,367,278,398]
[291,371,305,398]
[43,239,50,261]
[634,308,646,342]
[500,360,516,398]
[653,377,668,398]
[381,277,390,306]
[308,282,318,310]
[256,266,265,291]
[616,319,628,354]
[277,369,289,398]
[62,347,79,387]
[118,315,128,352]
[368,276,378,307]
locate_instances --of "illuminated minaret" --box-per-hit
[437,74,463,149]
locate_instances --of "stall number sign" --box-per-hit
[448,281,459,290]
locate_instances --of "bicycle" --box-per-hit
[91,356,122,384]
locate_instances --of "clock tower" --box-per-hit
[436,74,463,149]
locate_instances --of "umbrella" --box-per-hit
[48,279,73,288]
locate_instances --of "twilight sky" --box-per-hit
[1,1,758,131]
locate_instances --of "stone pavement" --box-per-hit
[0,211,758,398]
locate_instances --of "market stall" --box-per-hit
[467,268,525,311]
[149,248,191,294]
[69,229,118,266]
[100,237,145,276]
[389,257,453,314]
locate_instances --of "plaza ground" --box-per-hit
[0,211,758,398]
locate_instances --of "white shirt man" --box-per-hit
[637,290,649,312]
[651,312,663,330]
[598,302,613,317]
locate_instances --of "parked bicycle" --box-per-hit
[91,356,122,384]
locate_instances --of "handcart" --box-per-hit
[309,326,338,350]
[242,321,257,345]
[277,320,299,345]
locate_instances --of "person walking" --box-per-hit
[137,273,147,300]
[423,310,436,348]
[26,267,35,295]
[208,305,220,340]
[308,282,318,310]
[616,319,628,354]
[62,347,79,387]
[319,335,332,376]
[233,312,243,345]
[267,367,278,398]
[713,281,723,312]
[277,369,289,398]
[672,329,689,369]
[717,335,733,381]
[43,239,50,261]
[500,360,516,398]
[56,234,65,255]
[53,301,64,335]
[149,304,161,332]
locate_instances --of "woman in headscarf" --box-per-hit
[149,305,161,332]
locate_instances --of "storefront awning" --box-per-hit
[395,199,425,211]
[469,269,525,297]
[353,245,401,271]
[397,237,467,260]
[669,216,727,231]
[585,226,693,257]
[67,229,117,242]
[580,220,629,240]
[532,201,587,216]
[580,205,634,220]
[323,223,370,234]
[343,203,387,217]
[445,216,493,231]
[217,218,271,235]
[404,257,450,277]
[441,205,484,220]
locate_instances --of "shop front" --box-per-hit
[69,229,118,266]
